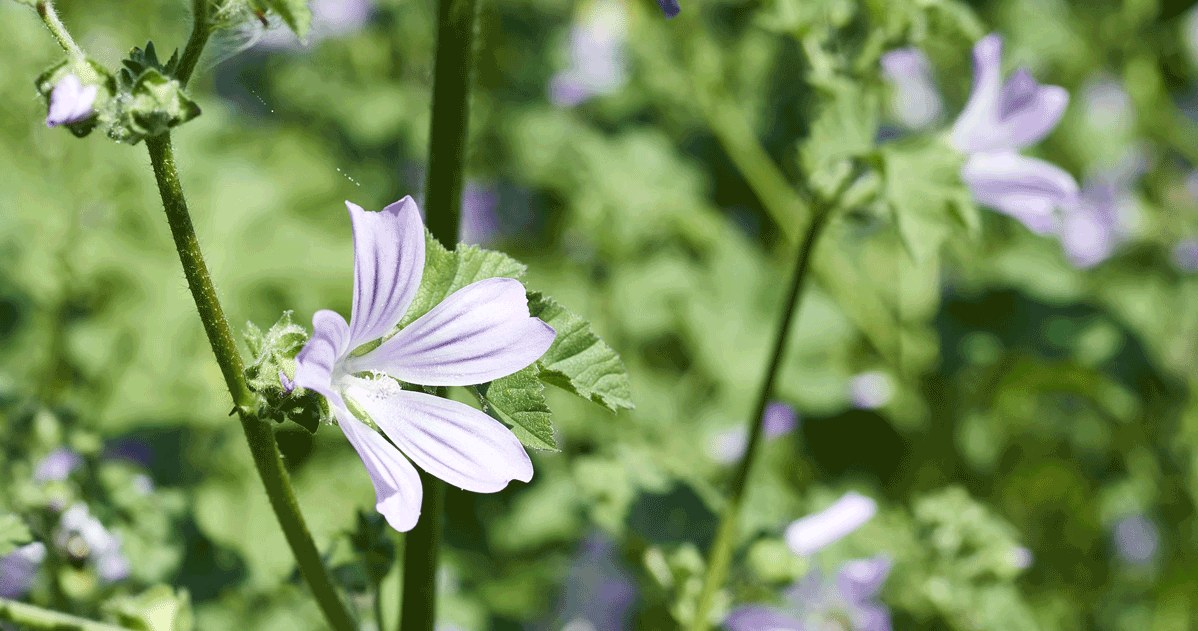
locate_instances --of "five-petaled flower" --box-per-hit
[951,34,1078,234]
[46,73,98,128]
[292,197,556,532]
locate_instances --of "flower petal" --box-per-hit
[336,407,423,532]
[294,309,351,407]
[346,197,426,349]
[350,277,555,387]
[723,606,805,631]
[950,34,1004,153]
[785,492,877,556]
[46,74,97,128]
[836,555,892,603]
[995,70,1069,150]
[962,152,1079,234]
[343,378,533,493]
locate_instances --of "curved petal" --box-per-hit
[346,197,426,349]
[350,277,555,386]
[785,492,877,556]
[294,309,351,407]
[723,606,805,631]
[962,152,1079,234]
[997,71,1068,150]
[343,378,533,493]
[836,555,893,603]
[46,74,97,127]
[336,407,423,532]
[950,34,1004,153]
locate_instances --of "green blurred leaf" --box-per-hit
[880,136,977,262]
[104,585,194,631]
[528,292,633,412]
[0,513,32,556]
[472,365,557,451]
[258,0,312,39]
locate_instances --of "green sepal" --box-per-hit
[34,57,116,138]
[244,312,325,433]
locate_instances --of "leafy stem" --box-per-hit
[175,0,212,86]
[35,0,84,58]
[144,134,357,631]
[0,598,132,631]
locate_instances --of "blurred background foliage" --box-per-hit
[2,0,1198,628]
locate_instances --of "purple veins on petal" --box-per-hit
[46,74,98,128]
[33,448,83,483]
[0,542,46,599]
[346,197,425,348]
[785,492,877,556]
[960,151,1079,234]
[337,407,422,532]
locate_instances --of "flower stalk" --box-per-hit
[175,0,211,86]
[0,598,132,631]
[35,0,83,58]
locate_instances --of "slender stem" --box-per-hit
[35,0,83,58]
[176,0,211,86]
[0,598,131,631]
[687,207,833,631]
[398,471,447,631]
[144,134,358,631]
[374,581,387,631]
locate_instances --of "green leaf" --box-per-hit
[259,0,312,39]
[400,230,527,327]
[528,292,633,412]
[103,585,194,631]
[880,136,978,262]
[0,513,32,556]
[800,79,880,197]
[472,365,557,451]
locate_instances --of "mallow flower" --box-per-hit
[45,74,98,128]
[56,504,130,583]
[950,34,1078,234]
[785,492,877,556]
[549,1,628,107]
[292,197,555,532]
[880,48,943,130]
[0,542,46,599]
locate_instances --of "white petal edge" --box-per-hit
[785,491,877,556]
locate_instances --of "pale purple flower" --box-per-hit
[708,402,798,463]
[33,448,83,483]
[1172,239,1198,271]
[1113,514,1159,566]
[459,183,500,245]
[293,197,555,532]
[880,48,943,130]
[0,542,46,598]
[785,492,877,556]
[549,2,628,107]
[553,534,637,631]
[658,0,680,18]
[1057,176,1134,268]
[725,556,893,631]
[1010,546,1034,570]
[849,372,893,410]
[55,504,130,583]
[45,74,98,128]
[951,35,1078,234]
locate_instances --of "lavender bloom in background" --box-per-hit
[549,2,628,107]
[881,48,943,130]
[459,183,500,245]
[1058,176,1133,268]
[292,198,554,532]
[0,542,46,599]
[785,492,877,556]
[1113,514,1159,566]
[708,402,798,463]
[1080,77,1134,133]
[658,0,680,18]
[725,556,893,631]
[46,74,98,128]
[33,448,83,483]
[1172,239,1198,271]
[849,372,893,410]
[1010,546,1034,570]
[950,34,1078,234]
[257,0,372,49]
[56,504,130,583]
[553,533,637,631]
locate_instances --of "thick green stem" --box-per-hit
[35,0,83,58]
[0,598,131,631]
[144,134,357,631]
[175,0,211,86]
[687,208,832,631]
[398,471,447,631]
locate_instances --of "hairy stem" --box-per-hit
[35,0,83,58]
[0,598,131,631]
[145,134,357,631]
[176,0,211,86]
[687,208,832,630]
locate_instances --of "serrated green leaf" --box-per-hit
[472,365,557,451]
[528,292,633,412]
[260,0,312,39]
[399,230,527,327]
[0,513,32,556]
[881,136,976,262]
[800,80,880,196]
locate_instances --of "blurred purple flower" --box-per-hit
[0,542,46,599]
[1113,514,1159,566]
[708,401,798,463]
[292,197,554,532]
[725,556,893,631]
[849,372,893,410]
[459,183,500,245]
[658,0,680,18]
[785,492,877,556]
[1172,239,1198,271]
[56,504,130,583]
[951,34,1078,234]
[549,2,628,107]
[1057,176,1134,268]
[553,533,637,631]
[880,48,943,130]
[46,74,97,128]
[33,448,83,483]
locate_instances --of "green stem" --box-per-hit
[687,207,832,631]
[175,0,211,86]
[35,0,83,58]
[0,598,131,631]
[398,471,447,631]
[144,134,358,631]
